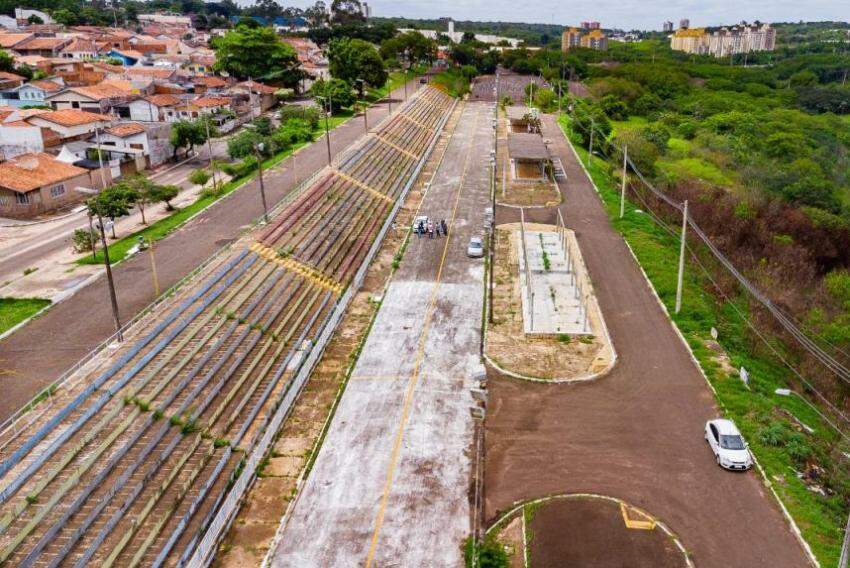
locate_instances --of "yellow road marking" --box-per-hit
[373,133,420,161]
[364,102,478,567]
[620,502,657,530]
[332,170,393,204]
[249,242,344,294]
[398,112,433,131]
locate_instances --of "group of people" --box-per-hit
[415,218,448,239]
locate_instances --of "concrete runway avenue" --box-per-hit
[273,100,493,567]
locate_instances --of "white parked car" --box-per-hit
[412,215,430,233]
[467,236,484,258]
[705,419,753,471]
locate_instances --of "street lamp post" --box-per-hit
[204,115,218,191]
[255,142,269,223]
[322,96,332,165]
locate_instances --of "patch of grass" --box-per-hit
[611,115,648,134]
[0,297,50,335]
[666,137,693,159]
[22,267,37,276]
[657,157,734,186]
[559,114,847,566]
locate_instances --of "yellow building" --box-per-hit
[669,28,709,54]
[580,29,608,51]
[561,27,582,52]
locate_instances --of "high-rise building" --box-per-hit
[361,2,372,18]
[580,21,600,30]
[561,27,583,51]
[580,29,608,50]
[663,21,674,32]
[670,23,776,57]
[679,18,690,29]
[670,27,709,54]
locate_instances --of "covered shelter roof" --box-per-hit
[508,133,550,161]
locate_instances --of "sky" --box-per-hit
[281,0,848,31]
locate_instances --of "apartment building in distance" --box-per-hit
[580,29,608,50]
[562,25,608,52]
[670,22,776,58]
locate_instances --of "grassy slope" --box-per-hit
[0,298,50,335]
[559,114,847,565]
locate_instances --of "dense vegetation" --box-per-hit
[517,37,850,561]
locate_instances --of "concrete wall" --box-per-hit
[0,125,44,160]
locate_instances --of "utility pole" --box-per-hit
[620,145,628,218]
[322,96,332,165]
[88,213,97,261]
[255,143,269,223]
[95,209,123,341]
[204,116,217,191]
[148,237,160,296]
[675,200,688,314]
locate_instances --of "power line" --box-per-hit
[565,112,850,437]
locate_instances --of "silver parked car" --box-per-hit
[467,236,484,258]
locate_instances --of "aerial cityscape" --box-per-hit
[0,1,848,567]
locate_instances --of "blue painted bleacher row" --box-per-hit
[0,249,254,489]
[0,87,455,567]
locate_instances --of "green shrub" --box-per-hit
[758,422,791,446]
[72,227,98,253]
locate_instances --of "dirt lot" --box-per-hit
[486,224,603,380]
[490,496,688,568]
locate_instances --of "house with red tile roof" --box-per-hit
[0,152,101,218]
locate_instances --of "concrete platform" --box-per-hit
[271,101,494,567]
[517,229,591,335]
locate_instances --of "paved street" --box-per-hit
[0,79,424,420]
[483,113,812,566]
[272,100,492,567]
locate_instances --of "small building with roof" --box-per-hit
[507,132,551,180]
[0,152,102,218]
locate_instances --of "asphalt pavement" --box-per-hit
[483,113,812,566]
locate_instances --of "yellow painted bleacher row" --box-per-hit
[249,243,345,295]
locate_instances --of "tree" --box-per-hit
[461,31,477,44]
[212,23,301,85]
[0,50,14,73]
[380,32,437,66]
[170,119,208,159]
[309,78,355,112]
[189,168,211,188]
[27,14,43,24]
[87,186,137,238]
[153,185,180,211]
[304,1,328,27]
[228,128,267,159]
[328,38,387,96]
[112,175,153,224]
[330,0,364,25]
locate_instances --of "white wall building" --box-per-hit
[399,18,521,47]
[14,8,53,24]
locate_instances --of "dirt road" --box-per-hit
[483,113,811,567]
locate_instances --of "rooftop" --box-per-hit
[105,122,146,137]
[0,153,88,193]
[508,133,550,161]
[31,109,114,127]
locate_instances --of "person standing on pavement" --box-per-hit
[427,221,434,239]
[441,219,447,236]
